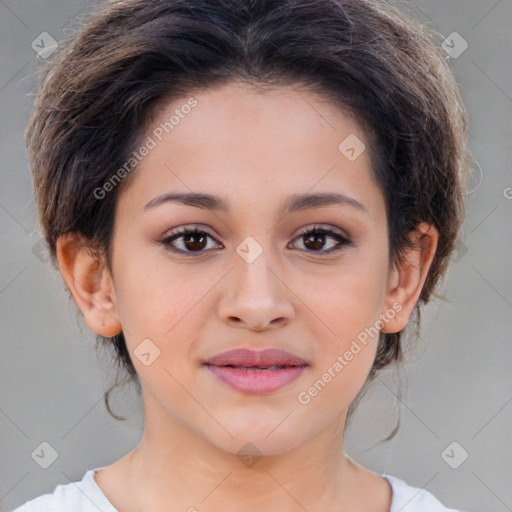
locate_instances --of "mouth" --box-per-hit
[203,348,309,394]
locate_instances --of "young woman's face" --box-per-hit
[108,82,400,455]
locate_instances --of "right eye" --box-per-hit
[160,226,223,256]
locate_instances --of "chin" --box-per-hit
[203,422,308,459]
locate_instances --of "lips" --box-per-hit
[203,348,308,395]
[203,348,308,369]
[203,348,309,394]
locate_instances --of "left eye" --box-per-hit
[160,225,353,256]
[290,226,353,253]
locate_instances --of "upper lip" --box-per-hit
[204,348,308,368]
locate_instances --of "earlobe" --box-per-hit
[381,223,439,334]
[56,232,122,337]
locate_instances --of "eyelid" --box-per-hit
[160,224,223,244]
[161,223,216,238]
[293,223,350,240]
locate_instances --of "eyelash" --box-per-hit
[159,225,353,257]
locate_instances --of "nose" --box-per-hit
[217,247,295,331]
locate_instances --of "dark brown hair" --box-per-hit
[25,0,469,432]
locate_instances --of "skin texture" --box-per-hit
[56,82,438,512]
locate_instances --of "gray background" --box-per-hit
[1,1,511,511]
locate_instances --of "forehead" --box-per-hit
[117,82,384,222]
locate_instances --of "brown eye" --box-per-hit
[160,227,222,255]
[180,231,208,251]
[291,226,353,254]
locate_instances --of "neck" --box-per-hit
[122,400,376,512]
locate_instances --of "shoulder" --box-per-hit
[10,468,117,512]
[10,482,81,512]
[384,474,463,512]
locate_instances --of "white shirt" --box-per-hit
[11,467,463,512]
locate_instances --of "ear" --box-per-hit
[56,232,122,337]
[380,222,439,334]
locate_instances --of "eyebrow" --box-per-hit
[143,191,369,216]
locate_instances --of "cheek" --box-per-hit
[112,252,216,368]
[113,242,194,328]
[299,251,389,402]
[310,253,389,346]
[299,273,384,412]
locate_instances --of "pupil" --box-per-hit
[305,232,325,251]
[185,233,207,251]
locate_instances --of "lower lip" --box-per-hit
[205,365,307,395]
